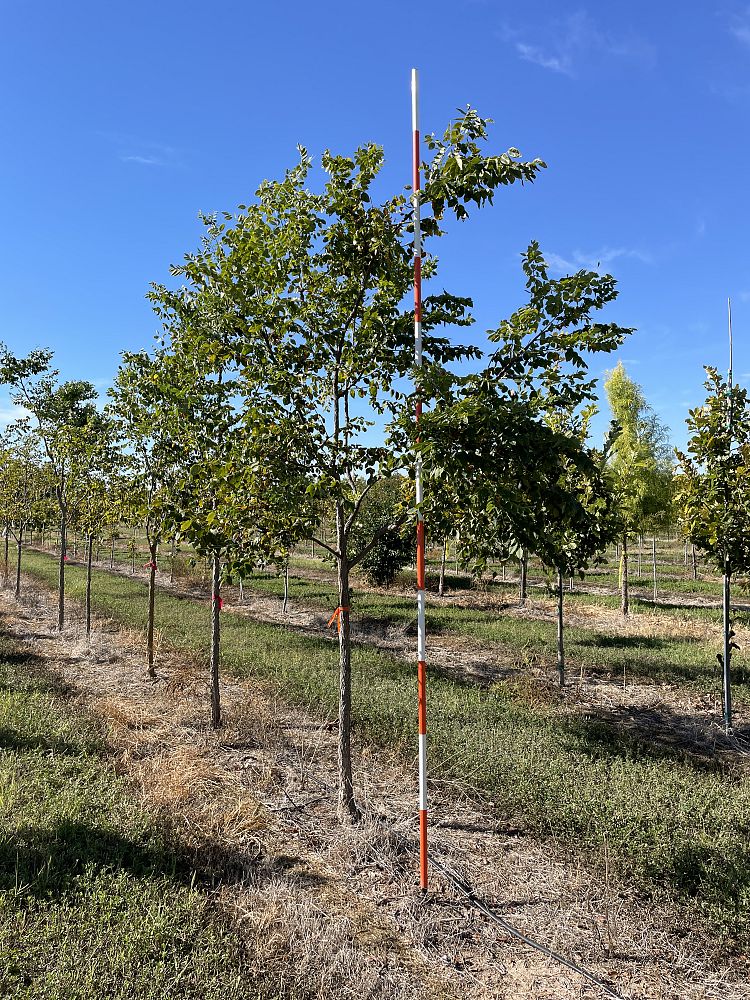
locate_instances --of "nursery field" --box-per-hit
[4,540,750,998]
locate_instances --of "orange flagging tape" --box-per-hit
[327,606,350,633]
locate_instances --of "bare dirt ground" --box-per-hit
[3,578,750,999]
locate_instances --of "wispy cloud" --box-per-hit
[729,6,750,46]
[99,131,183,168]
[0,402,31,429]
[501,11,655,77]
[544,246,653,274]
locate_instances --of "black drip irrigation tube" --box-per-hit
[430,854,624,1000]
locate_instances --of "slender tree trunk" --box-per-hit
[621,532,629,617]
[723,562,732,733]
[170,539,175,583]
[14,527,23,599]
[110,536,115,569]
[3,525,9,588]
[519,549,528,605]
[684,539,688,567]
[210,553,221,729]
[72,530,77,559]
[238,578,243,604]
[131,526,136,574]
[692,544,697,581]
[336,508,358,822]
[637,534,642,577]
[146,541,158,678]
[557,567,565,687]
[58,507,67,631]
[85,533,93,637]
[282,564,290,614]
[652,536,657,604]
[438,537,447,597]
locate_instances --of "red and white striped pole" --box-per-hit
[412,67,428,892]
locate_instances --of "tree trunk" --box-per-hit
[72,530,77,559]
[557,567,565,687]
[58,508,66,631]
[146,541,157,678]
[620,533,629,617]
[3,525,9,588]
[85,534,93,637]
[519,549,528,605]
[723,563,732,733]
[637,534,642,577]
[336,508,358,822]
[131,527,136,574]
[692,544,697,581]
[438,537,447,597]
[15,527,23,599]
[282,564,289,615]
[169,539,175,583]
[110,536,115,569]
[652,536,657,604]
[210,553,221,729]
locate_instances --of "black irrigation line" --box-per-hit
[430,854,624,1000]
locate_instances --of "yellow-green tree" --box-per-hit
[603,362,672,616]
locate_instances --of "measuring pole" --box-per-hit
[723,297,733,733]
[412,67,428,891]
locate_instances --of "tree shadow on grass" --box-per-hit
[562,707,748,774]
[0,727,105,758]
[577,633,705,650]
[0,815,327,904]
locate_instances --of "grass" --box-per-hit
[0,617,285,999]
[17,548,750,946]
[235,568,750,695]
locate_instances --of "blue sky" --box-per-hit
[2,0,750,449]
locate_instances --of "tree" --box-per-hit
[0,431,49,598]
[109,352,184,678]
[415,245,631,591]
[0,348,99,630]
[538,406,619,685]
[351,478,413,587]
[67,416,121,638]
[603,362,672,616]
[151,110,545,821]
[675,367,750,732]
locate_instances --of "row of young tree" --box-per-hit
[0,106,740,822]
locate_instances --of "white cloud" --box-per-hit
[0,402,31,429]
[502,11,655,77]
[516,42,573,75]
[730,6,750,46]
[544,246,653,274]
[98,131,183,168]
